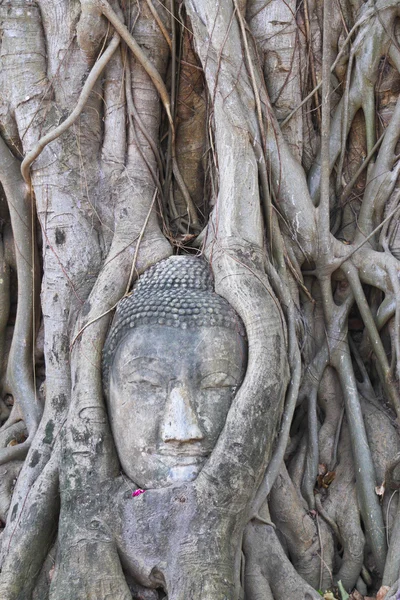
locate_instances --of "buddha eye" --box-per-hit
[200,372,238,389]
[130,379,161,388]
[127,370,165,388]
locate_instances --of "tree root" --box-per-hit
[0,436,32,467]
[320,425,366,591]
[0,446,59,598]
[0,410,29,461]
[95,0,172,121]
[344,262,400,418]
[0,228,10,388]
[49,540,132,600]
[281,7,374,130]
[0,134,41,446]
[308,1,397,201]
[0,461,23,523]
[383,494,400,587]
[302,385,319,510]
[76,0,109,64]
[333,341,387,575]
[1,1,400,597]
[21,31,121,185]
[270,463,334,590]
[95,0,199,229]
[243,514,322,600]
[249,261,302,517]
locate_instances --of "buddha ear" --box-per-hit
[198,248,288,512]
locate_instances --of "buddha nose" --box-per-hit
[160,384,204,443]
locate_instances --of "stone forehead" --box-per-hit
[102,256,246,390]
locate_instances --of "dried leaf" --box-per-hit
[375,483,385,497]
[7,439,18,447]
[350,590,363,600]
[376,585,390,600]
[318,471,336,489]
[319,463,328,476]
[48,564,55,582]
[324,593,335,600]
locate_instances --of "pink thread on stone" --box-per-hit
[132,489,145,497]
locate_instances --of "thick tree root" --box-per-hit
[320,425,365,591]
[0,448,59,599]
[0,438,31,467]
[243,518,322,600]
[21,31,121,185]
[0,461,22,523]
[0,420,27,448]
[270,463,334,590]
[0,136,41,446]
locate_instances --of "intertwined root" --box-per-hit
[0,0,400,598]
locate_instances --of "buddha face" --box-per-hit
[108,324,246,489]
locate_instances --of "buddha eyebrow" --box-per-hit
[199,358,242,372]
[120,356,174,371]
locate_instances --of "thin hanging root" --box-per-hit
[125,190,157,294]
[0,234,10,385]
[125,57,165,178]
[319,0,333,249]
[336,203,400,269]
[302,385,319,509]
[95,0,172,122]
[304,0,321,126]
[234,3,273,249]
[387,263,400,382]
[171,156,200,229]
[21,31,121,185]
[125,65,164,200]
[70,190,160,348]
[385,453,400,491]
[281,7,375,128]
[0,135,40,449]
[252,140,273,256]
[340,131,384,205]
[335,49,354,196]
[248,262,301,518]
[334,341,387,575]
[362,85,377,156]
[144,0,171,50]
[315,494,341,540]
[344,262,400,419]
[96,0,199,229]
[168,0,199,230]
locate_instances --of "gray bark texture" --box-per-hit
[0,0,400,599]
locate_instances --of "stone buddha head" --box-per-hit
[103,256,247,489]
